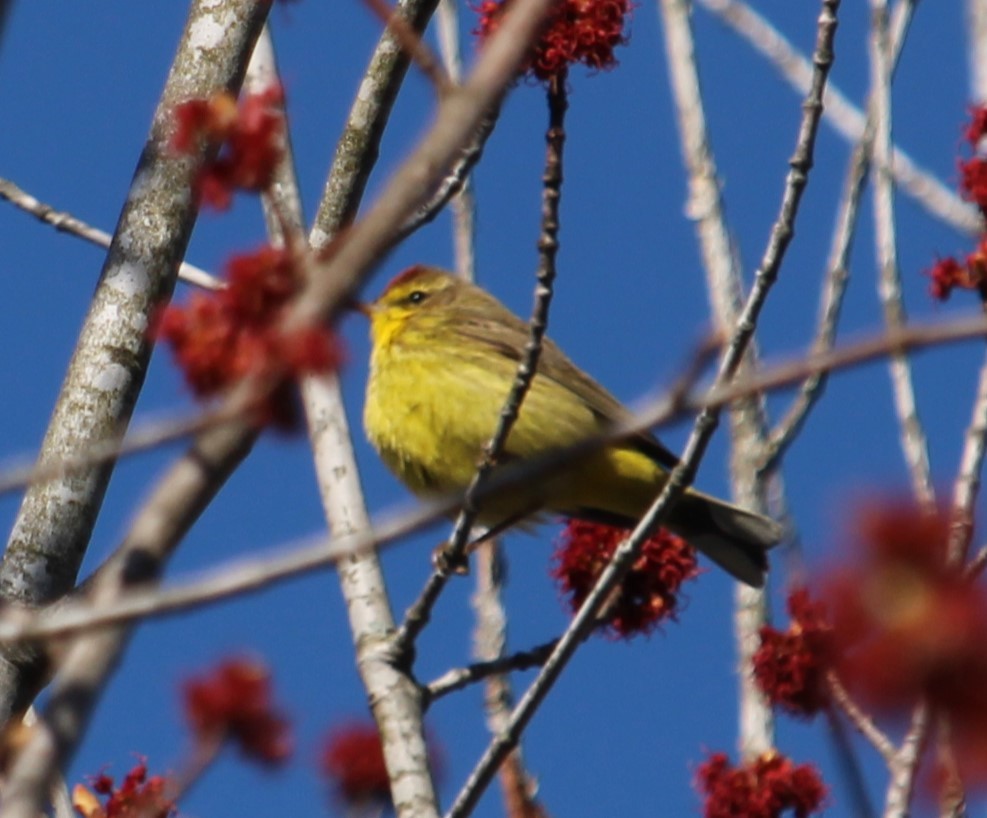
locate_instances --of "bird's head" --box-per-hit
[363,266,463,349]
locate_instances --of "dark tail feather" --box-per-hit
[666,492,783,587]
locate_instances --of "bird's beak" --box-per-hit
[345,298,372,318]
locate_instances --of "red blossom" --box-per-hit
[696,751,826,818]
[73,760,175,818]
[551,520,698,638]
[927,255,976,301]
[171,86,285,209]
[959,156,987,214]
[320,723,391,808]
[823,501,987,786]
[753,588,833,718]
[966,104,987,147]
[475,0,631,82]
[153,244,342,429]
[926,107,987,303]
[319,722,445,808]
[183,657,292,766]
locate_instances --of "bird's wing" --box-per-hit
[451,307,681,470]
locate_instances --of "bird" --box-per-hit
[361,265,782,586]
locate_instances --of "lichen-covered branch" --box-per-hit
[0,0,270,732]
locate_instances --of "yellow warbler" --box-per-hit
[362,266,781,586]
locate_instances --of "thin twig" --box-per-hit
[948,348,987,564]
[760,0,917,474]
[883,705,929,818]
[425,638,557,703]
[288,0,558,331]
[823,705,877,818]
[435,0,477,280]
[394,105,500,246]
[869,0,935,507]
[696,0,980,236]
[0,177,223,291]
[447,2,840,810]
[0,405,240,500]
[0,313,982,646]
[827,671,896,764]
[659,0,776,760]
[395,75,568,654]
[471,543,551,818]
[364,0,453,94]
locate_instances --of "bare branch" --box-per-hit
[448,3,839,810]
[286,0,556,330]
[267,4,448,814]
[827,671,896,764]
[396,75,568,653]
[884,705,929,818]
[696,0,980,236]
[869,0,935,507]
[364,0,454,94]
[426,637,557,703]
[968,0,987,103]
[0,0,271,761]
[0,177,223,290]
[760,0,917,474]
[948,348,987,563]
[0,314,980,648]
[436,0,478,280]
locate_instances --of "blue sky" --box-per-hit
[0,1,982,816]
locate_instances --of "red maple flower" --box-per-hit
[183,657,292,766]
[319,721,444,808]
[320,723,391,808]
[966,104,987,147]
[696,750,826,818]
[172,85,285,209]
[475,0,631,82]
[753,588,833,718]
[926,106,987,304]
[73,760,175,818]
[552,520,698,638]
[824,501,987,785]
[959,156,987,214]
[154,243,342,429]
[927,255,976,301]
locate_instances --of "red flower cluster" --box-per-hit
[475,0,631,82]
[827,502,987,783]
[320,723,391,808]
[171,85,285,209]
[154,244,341,428]
[183,658,292,766]
[753,588,833,719]
[73,760,175,818]
[551,520,698,638]
[926,105,987,300]
[927,252,987,301]
[695,751,826,818]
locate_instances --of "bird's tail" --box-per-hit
[666,492,783,587]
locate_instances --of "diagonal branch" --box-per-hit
[696,0,979,236]
[0,177,223,290]
[448,3,840,812]
[759,0,917,474]
[0,0,271,736]
[869,0,935,507]
[0,314,982,648]
[396,75,568,654]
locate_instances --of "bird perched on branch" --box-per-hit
[360,265,782,586]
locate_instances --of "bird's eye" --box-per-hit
[407,290,428,305]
